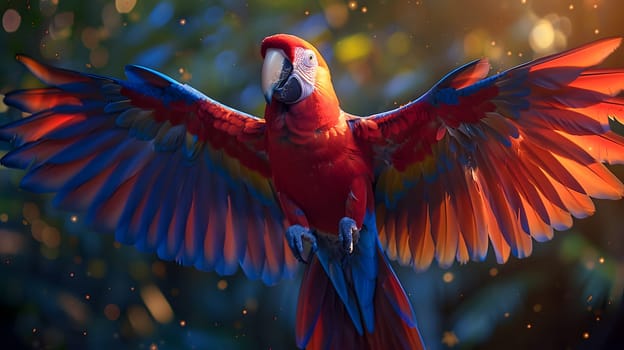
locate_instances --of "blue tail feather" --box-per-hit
[315,211,379,335]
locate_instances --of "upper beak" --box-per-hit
[262,49,292,103]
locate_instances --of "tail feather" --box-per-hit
[296,246,424,350]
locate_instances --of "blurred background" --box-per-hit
[0,0,623,349]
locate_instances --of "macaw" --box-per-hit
[2,34,624,349]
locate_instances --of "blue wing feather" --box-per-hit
[1,55,295,285]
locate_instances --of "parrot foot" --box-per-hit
[339,217,358,255]
[286,225,318,264]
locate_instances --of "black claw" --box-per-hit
[292,238,305,263]
[339,217,357,255]
[305,241,318,264]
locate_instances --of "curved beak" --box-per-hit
[261,49,293,103]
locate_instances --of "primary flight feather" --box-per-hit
[2,34,624,349]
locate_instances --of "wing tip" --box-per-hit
[14,54,41,76]
[124,64,176,88]
[2,89,19,109]
[435,58,493,90]
[595,36,623,57]
[13,54,91,86]
[601,36,623,48]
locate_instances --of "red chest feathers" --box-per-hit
[268,128,371,234]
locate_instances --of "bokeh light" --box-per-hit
[104,304,121,320]
[140,285,174,324]
[335,33,372,63]
[530,19,556,52]
[115,0,137,14]
[2,9,21,33]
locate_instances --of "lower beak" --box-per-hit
[262,49,292,103]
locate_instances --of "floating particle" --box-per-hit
[441,331,459,347]
[217,279,228,290]
[442,272,454,283]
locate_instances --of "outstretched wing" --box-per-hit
[1,56,297,284]
[351,37,624,270]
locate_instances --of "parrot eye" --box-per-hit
[302,49,317,67]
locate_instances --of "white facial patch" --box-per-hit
[294,48,317,85]
[293,47,318,101]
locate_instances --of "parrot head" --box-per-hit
[261,34,332,105]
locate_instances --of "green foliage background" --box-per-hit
[0,1,623,349]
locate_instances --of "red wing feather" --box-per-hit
[352,37,624,269]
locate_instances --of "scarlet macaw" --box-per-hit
[3,34,624,349]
